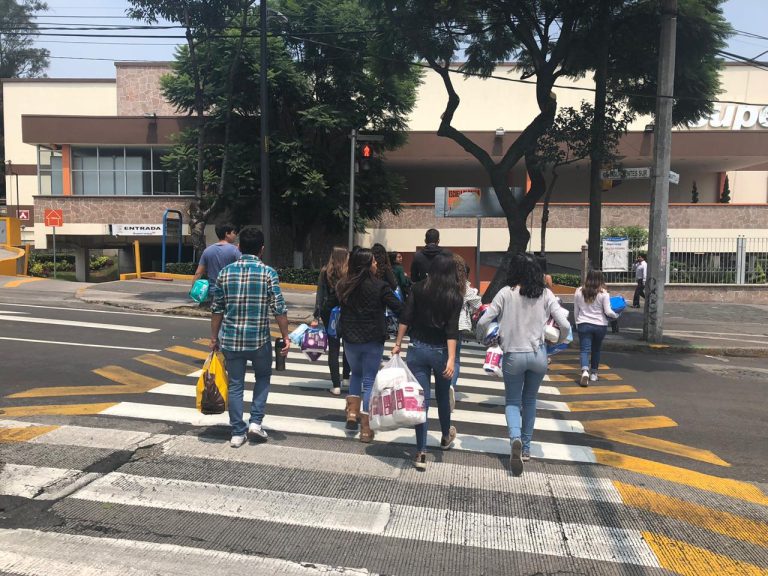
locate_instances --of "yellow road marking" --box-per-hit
[193,338,211,347]
[546,373,622,382]
[547,374,574,382]
[643,532,768,576]
[135,354,199,376]
[555,385,637,396]
[0,425,59,442]
[566,398,654,411]
[615,482,768,548]
[0,403,117,417]
[549,363,610,370]
[596,450,766,506]
[8,366,164,398]
[3,277,44,288]
[166,345,210,360]
[585,416,729,466]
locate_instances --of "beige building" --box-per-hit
[2,61,767,279]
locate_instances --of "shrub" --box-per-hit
[166,262,197,275]
[89,256,114,271]
[551,273,581,287]
[276,268,321,285]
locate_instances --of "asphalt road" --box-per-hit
[1,289,767,575]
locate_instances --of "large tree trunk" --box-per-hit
[540,171,559,257]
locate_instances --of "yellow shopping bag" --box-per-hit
[196,351,228,414]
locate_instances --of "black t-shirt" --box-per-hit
[399,280,461,345]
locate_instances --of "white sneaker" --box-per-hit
[579,369,590,387]
[449,386,456,412]
[590,372,599,382]
[247,422,269,442]
[230,435,246,448]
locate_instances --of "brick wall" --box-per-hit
[374,204,768,230]
[33,196,193,224]
[116,63,178,117]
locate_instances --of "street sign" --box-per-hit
[669,171,680,185]
[44,209,63,227]
[17,209,30,221]
[600,167,651,180]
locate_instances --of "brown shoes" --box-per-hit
[359,413,375,443]
[345,395,361,430]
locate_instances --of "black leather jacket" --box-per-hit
[339,277,403,343]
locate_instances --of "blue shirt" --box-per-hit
[199,242,241,283]
[211,255,288,351]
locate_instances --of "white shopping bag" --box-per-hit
[370,355,425,431]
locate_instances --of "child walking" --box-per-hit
[573,270,619,387]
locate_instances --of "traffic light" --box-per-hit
[359,143,374,171]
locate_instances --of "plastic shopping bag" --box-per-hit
[546,324,574,356]
[196,351,228,415]
[610,295,627,314]
[370,355,426,431]
[301,327,328,361]
[189,279,209,304]
[288,323,310,346]
[483,345,503,377]
[327,306,341,338]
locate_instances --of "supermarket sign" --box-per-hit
[688,104,768,130]
[110,224,163,236]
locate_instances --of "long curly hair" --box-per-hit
[321,246,348,289]
[453,253,468,293]
[506,253,545,299]
[582,269,606,304]
[371,243,392,281]
[336,248,374,305]
[422,251,463,327]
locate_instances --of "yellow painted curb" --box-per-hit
[3,277,44,288]
[280,282,316,292]
[0,425,59,443]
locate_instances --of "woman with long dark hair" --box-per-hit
[573,269,618,387]
[393,251,463,470]
[337,248,403,442]
[312,246,350,396]
[451,253,481,410]
[476,253,570,476]
[372,243,398,290]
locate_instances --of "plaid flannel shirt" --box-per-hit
[211,255,287,352]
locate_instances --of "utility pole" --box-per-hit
[347,130,357,252]
[644,0,677,343]
[259,0,271,263]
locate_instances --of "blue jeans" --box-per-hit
[450,339,462,388]
[502,345,547,451]
[577,323,608,371]
[345,341,384,412]
[407,339,452,452]
[223,341,272,437]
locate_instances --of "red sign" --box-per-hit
[17,209,30,221]
[44,209,63,227]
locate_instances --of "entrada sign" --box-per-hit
[689,104,768,130]
[111,224,163,236]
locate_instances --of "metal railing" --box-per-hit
[600,236,768,285]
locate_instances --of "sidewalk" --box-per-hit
[4,275,765,357]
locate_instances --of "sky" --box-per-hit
[27,0,768,78]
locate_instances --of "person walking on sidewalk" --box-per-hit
[393,251,463,470]
[411,228,444,283]
[389,251,411,298]
[632,253,647,308]
[451,254,482,411]
[210,227,290,449]
[312,246,350,396]
[476,253,570,477]
[194,223,241,284]
[337,248,403,442]
[574,269,619,387]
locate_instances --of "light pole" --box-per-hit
[348,132,384,251]
[259,0,271,263]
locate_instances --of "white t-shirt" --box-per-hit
[634,260,647,281]
[574,288,619,327]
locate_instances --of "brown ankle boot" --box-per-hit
[359,413,374,443]
[345,396,361,430]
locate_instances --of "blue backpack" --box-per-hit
[327,306,341,338]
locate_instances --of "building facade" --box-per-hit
[2,61,767,279]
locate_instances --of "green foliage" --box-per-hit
[601,226,649,246]
[551,273,581,288]
[89,256,114,271]
[275,268,321,286]
[691,181,699,203]
[166,262,198,275]
[720,174,731,203]
[749,260,767,284]
[669,260,735,284]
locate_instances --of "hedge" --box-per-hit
[166,262,197,275]
[551,273,581,287]
[276,268,320,285]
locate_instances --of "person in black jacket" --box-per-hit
[410,228,444,283]
[337,248,403,442]
[393,251,463,470]
[312,246,350,396]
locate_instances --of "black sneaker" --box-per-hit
[510,438,523,476]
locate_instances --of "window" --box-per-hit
[40,146,187,196]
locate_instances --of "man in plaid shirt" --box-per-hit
[210,226,290,448]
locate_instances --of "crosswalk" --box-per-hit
[2,337,767,575]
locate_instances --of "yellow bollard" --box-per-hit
[133,240,142,276]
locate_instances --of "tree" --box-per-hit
[690,180,698,203]
[535,99,633,256]
[0,0,49,202]
[720,174,731,203]
[156,0,420,263]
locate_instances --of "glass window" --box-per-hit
[73,170,99,195]
[98,147,125,171]
[153,171,179,195]
[38,147,63,196]
[125,148,152,171]
[72,147,98,171]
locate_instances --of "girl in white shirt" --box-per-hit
[573,270,619,387]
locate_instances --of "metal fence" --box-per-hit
[600,236,768,285]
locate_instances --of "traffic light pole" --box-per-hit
[348,129,357,252]
[260,0,271,263]
[643,0,677,343]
